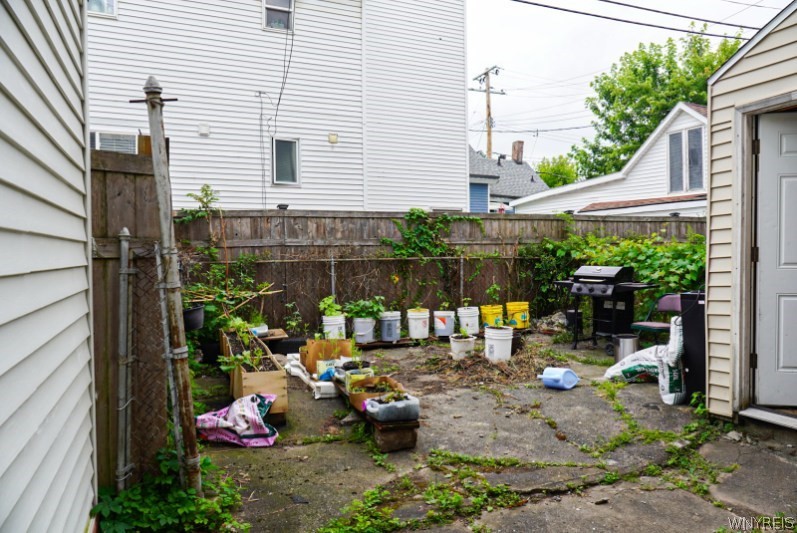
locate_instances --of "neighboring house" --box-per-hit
[468,142,548,213]
[706,0,797,429]
[510,103,708,217]
[2,2,96,532]
[86,0,468,211]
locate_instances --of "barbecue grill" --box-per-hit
[554,266,655,355]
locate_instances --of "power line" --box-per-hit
[716,0,781,9]
[509,0,751,39]
[469,125,593,133]
[594,0,761,30]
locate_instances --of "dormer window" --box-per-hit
[263,0,293,31]
[668,127,703,192]
[88,0,116,16]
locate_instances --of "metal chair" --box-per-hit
[631,293,681,344]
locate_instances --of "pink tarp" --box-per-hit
[196,394,279,447]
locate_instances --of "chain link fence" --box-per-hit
[190,255,571,335]
[128,247,169,481]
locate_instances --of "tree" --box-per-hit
[569,31,741,178]
[536,155,579,188]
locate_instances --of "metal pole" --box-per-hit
[154,241,185,487]
[143,76,202,495]
[460,255,465,306]
[330,254,336,297]
[116,228,133,492]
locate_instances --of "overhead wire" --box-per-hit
[594,0,761,30]
[715,0,780,9]
[508,0,751,39]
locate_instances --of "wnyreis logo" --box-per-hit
[727,515,796,531]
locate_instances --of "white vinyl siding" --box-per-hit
[362,0,468,211]
[513,107,707,216]
[88,0,366,210]
[707,7,797,418]
[1,1,95,531]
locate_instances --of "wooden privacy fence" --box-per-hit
[174,210,706,260]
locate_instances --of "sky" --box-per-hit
[466,0,793,167]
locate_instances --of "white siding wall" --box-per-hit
[1,0,95,531]
[88,0,366,210]
[88,0,469,211]
[362,0,468,211]
[513,110,707,216]
[707,9,797,417]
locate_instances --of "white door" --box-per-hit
[756,113,797,406]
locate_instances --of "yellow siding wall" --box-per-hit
[707,9,797,417]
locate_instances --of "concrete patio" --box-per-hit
[200,336,797,532]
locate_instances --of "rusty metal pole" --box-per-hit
[143,76,202,495]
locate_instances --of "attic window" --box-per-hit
[668,127,703,192]
[263,0,293,31]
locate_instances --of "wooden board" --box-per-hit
[221,330,289,414]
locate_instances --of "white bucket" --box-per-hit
[484,326,513,363]
[380,311,401,342]
[450,335,475,360]
[407,309,430,339]
[353,317,376,344]
[322,315,346,339]
[434,310,456,337]
[457,307,480,335]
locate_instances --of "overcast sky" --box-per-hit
[466,0,793,166]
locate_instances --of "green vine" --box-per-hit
[380,208,484,259]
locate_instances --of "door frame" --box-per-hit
[732,92,797,413]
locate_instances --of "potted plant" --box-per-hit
[319,295,346,339]
[271,301,310,354]
[433,300,456,338]
[450,327,476,360]
[406,305,430,340]
[344,296,385,344]
[219,320,288,420]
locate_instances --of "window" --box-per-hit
[272,138,298,184]
[668,127,703,192]
[90,132,137,154]
[263,0,293,30]
[88,0,116,16]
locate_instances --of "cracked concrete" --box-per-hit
[198,340,797,532]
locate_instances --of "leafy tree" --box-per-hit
[570,30,741,178]
[536,155,579,188]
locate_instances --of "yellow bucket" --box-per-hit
[480,304,504,328]
[506,301,530,329]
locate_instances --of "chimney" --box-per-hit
[512,140,524,164]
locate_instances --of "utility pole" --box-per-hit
[141,76,203,495]
[471,66,505,159]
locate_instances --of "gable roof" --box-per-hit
[709,1,797,85]
[468,146,548,199]
[510,102,707,208]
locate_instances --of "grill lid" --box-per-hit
[572,265,634,283]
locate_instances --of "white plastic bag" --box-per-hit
[604,346,659,383]
[666,316,684,366]
[656,344,688,405]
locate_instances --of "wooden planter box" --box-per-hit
[219,330,288,416]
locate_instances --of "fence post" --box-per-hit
[460,256,465,306]
[330,254,336,297]
[143,76,202,495]
[116,228,133,492]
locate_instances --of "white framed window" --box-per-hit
[272,138,299,184]
[668,127,703,192]
[87,0,117,17]
[90,131,137,154]
[263,0,294,31]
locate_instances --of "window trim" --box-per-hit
[87,0,118,18]
[90,131,138,154]
[262,0,294,32]
[667,126,704,193]
[271,137,300,186]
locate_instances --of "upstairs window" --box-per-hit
[668,127,703,192]
[272,138,299,184]
[88,0,117,16]
[263,0,293,31]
